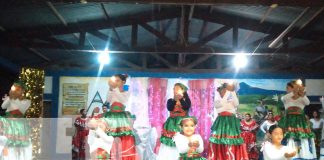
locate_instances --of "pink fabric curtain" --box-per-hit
[188,79,215,155]
[148,78,168,136]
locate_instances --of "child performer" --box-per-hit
[208,82,248,160]
[262,125,296,160]
[157,83,191,160]
[278,80,316,159]
[0,80,32,160]
[104,74,137,160]
[87,116,114,160]
[174,117,206,160]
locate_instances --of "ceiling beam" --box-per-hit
[198,21,208,40]
[113,56,142,69]
[299,7,324,31]
[178,5,190,67]
[38,53,323,73]
[3,6,322,43]
[244,34,277,50]
[269,7,310,48]
[100,3,122,43]
[79,31,86,46]
[193,7,324,41]
[161,18,174,35]
[139,23,174,44]
[232,21,238,49]
[285,7,324,44]
[216,55,222,70]
[88,30,126,49]
[47,2,68,26]
[47,1,80,40]
[41,37,77,48]
[27,48,51,62]
[1,7,181,38]
[192,26,231,47]
[74,66,323,74]
[178,5,190,45]
[149,53,176,69]
[238,5,275,48]
[308,54,324,65]
[41,0,324,7]
[142,54,147,69]
[131,24,138,48]
[185,54,214,69]
[2,37,323,55]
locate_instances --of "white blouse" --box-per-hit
[281,92,310,109]
[214,91,239,114]
[1,96,31,114]
[310,118,324,129]
[262,142,294,160]
[106,88,130,106]
[173,133,204,154]
[88,128,114,154]
[260,120,277,133]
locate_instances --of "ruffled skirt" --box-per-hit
[208,112,248,160]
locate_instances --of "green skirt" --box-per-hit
[278,113,314,139]
[0,115,31,147]
[103,111,134,137]
[180,153,207,160]
[209,113,243,145]
[160,116,187,146]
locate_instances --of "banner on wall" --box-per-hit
[306,79,324,96]
[62,83,89,115]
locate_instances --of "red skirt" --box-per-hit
[110,135,138,160]
[207,143,248,160]
[241,131,258,159]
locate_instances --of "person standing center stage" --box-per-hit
[157,83,191,160]
[208,82,248,160]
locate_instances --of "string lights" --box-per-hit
[19,67,45,159]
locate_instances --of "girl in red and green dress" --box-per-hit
[104,74,137,160]
[0,81,32,160]
[87,113,114,160]
[157,83,191,160]
[174,117,206,160]
[278,80,316,159]
[208,83,248,160]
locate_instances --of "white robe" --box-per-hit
[88,128,114,157]
[173,133,204,155]
[262,141,294,160]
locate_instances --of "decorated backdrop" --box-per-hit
[56,76,324,158]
